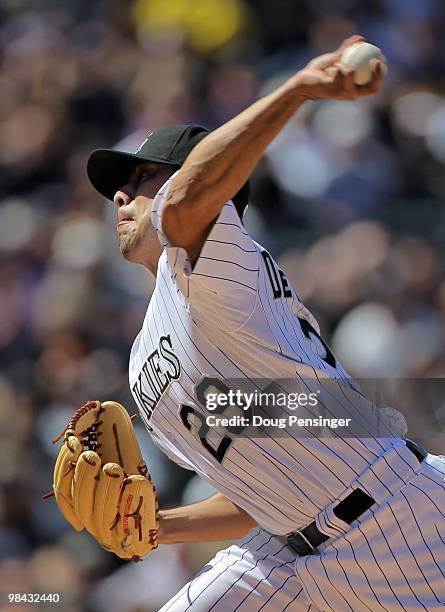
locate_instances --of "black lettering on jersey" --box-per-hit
[146,349,170,395]
[132,376,156,429]
[262,251,281,298]
[132,335,181,427]
[261,250,292,299]
[195,377,252,433]
[278,269,292,297]
[179,377,254,464]
[298,317,337,369]
[180,403,232,464]
[141,359,159,397]
[159,334,181,381]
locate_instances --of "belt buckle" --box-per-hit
[287,528,316,556]
[294,529,315,551]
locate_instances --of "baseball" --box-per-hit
[340,42,387,85]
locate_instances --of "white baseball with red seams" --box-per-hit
[340,42,387,85]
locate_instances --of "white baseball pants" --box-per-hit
[159,450,445,611]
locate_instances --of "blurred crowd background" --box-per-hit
[1,0,445,609]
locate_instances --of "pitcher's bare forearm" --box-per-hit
[162,75,306,251]
[161,35,382,255]
[157,492,257,545]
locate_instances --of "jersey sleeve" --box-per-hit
[151,171,260,330]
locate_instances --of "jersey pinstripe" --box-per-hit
[128,172,408,535]
[159,453,445,611]
[127,172,444,610]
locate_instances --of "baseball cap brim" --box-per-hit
[87,123,250,217]
[87,149,178,202]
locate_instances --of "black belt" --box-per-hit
[287,439,427,556]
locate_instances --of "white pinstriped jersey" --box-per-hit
[129,172,406,535]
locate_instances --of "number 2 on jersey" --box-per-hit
[179,378,251,463]
[179,404,232,463]
[262,249,337,369]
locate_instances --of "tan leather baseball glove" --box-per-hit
[48,400,158,561]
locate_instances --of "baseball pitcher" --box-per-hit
[51,36,445,611]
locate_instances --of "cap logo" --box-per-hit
[135,132,154,153]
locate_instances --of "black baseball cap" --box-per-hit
[87,124,249,218]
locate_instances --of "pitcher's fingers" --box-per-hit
[72,450,101,537]
[325,62,353,77]
[356,60,383,97]
[326,65,358,100]
[336,34,365,54]
[307,52,341,71]
[338,65,358,98]
[368,59,384,92]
